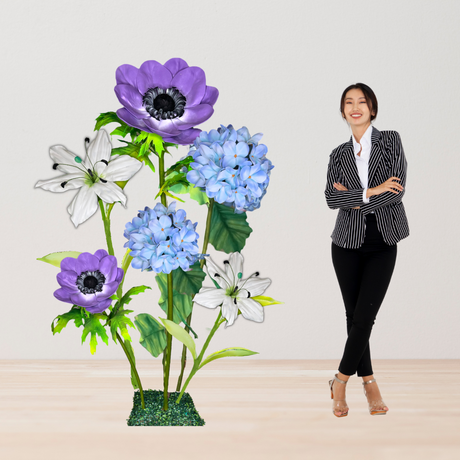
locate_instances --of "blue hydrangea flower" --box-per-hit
[124,202,201,274]
[186,125,274,213]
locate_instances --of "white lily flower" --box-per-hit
[35,129,143,227]
[194,252,271,328]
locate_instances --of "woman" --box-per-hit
[324,83,409,417]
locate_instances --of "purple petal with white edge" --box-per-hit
[49,145,81,174]
[163,58,189,77]
[116,267,124,283]
[87,129,112,166]
[117,108,148,131]
[172,104,213,130]
[240,276,271,297]
[84,298,112,314]
[102,155,142,182]
[163,128,201,145]
[35,173,85,193]
[94,249,109,261]
[237,298,264,323]
[194,287,226,309]
[116,64,139,87]
[70,292,98,307]
[98,255,118,282]
[76,252,100,273]
[56,270,79,291]
[137,60,172,94]
[226,252,244,281]
[114,84,149,119]
[201,86,219,106]
[95,281,120,300]
[92,182,127,207]
[171,66,206,107]
[221,296,238,328]
[60,257,79,273]
[54,287,72,303]
[142,116,181,136]
[69,186,99,228]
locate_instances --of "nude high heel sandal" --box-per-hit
[328,373,349,417]
[362,379,389,415]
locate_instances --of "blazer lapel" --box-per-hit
[340,139,363,190]
[367,126,383,187]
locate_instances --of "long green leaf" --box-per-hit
[208,202,253,253]
[155,274,193,325]
[134,314,167,358]
[159,317,197,360]
[251,295,283,307]
[37,251,81,268]
[199,347,258,369]
[123,340,139,390]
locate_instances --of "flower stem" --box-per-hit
[176,198,214,392]
[116,332,145,410]
[98,199,114,256]
[116,248,133,301]
[176,310,224,404]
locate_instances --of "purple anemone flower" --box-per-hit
[54,250,123,314]
[114,58,219,145]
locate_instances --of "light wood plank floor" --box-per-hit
[1,360,459,460]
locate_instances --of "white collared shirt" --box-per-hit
[352,123,373,212]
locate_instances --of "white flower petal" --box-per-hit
[92,181,127,206]
[69,186,99,227]
[226,252,244,282]
[221,296,238,327]
[204,256,232,288]
[35,173,85,193]
[103,155,143,181]
[237,298,264,323]
[49,145,83,174]
[87,129,112,166]
[194,287,227,309]
[241,277,271,297]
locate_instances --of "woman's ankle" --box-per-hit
[337,371,350,382]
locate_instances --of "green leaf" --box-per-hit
[51,306,84,334]
[37,251,81,268]
[123,340,139,390]
[109,308,135,343]
[199,347,259,369]
[155,274,193,325]
[134,131,164,158]
[251,295,283,307]
[172,263,206,297]
[111,141,142,159]
[134,313,167,358]
[159,317,197,360]
[94,111,140,139]
[118,285,151,309]
[81,314,109,355]
[208,202,253,253]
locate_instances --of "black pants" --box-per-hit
[331,214,397,377]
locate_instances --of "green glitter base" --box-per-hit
[127,390,206,426]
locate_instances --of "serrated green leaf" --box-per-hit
[155,274,193,325]
[209,202,253,253]
[134,313,167,358]
[51,306,84,334]
[94,112,139,139]
[159,317,197,360]
[172,263,206,297]
[199,347,258,369]
[109,308,135,343]
[37,251,81,268]
[251,296,283,307]
[81,314,109,355]
[111,141,142,159]
[118,285,151,309]
[123,339,139,390]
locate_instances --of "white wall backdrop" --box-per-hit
[1,0,459,360]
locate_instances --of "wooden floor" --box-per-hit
[0,360,459,460]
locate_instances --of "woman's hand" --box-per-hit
[368,177,403,197]
[333,183,360,209]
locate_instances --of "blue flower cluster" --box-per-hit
[186,125,273,213]
[123,202,201,274]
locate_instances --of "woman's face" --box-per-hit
[342,88,375,127]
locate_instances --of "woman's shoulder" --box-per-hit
[329,140,351,158]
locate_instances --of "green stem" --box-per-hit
[176,198,214,392]
[116,332,145,410]
[99,199,114,256]
[162,272,174,411]
[116,248,133,301]
[176,311,224,404]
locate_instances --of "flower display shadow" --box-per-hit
[127,389,205,426]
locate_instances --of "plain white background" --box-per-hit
[1,0,459,360]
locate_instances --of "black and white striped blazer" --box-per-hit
[325,126,409,248]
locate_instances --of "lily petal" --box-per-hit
[204,256,232,288]
[221,296,238,327]
[69,186,99,228]
[92,182,127,206]
[87,129,112,166]
[237,298,264,323]
[226,252,244,282]
[35,173,85,193]
[194,287,226,309]
[49,145,83,174]
[241,277,272,297]
[102,155,142,181]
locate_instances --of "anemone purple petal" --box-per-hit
[137,60,172,93]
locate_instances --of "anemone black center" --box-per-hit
[143,86,186,121]
[76,270,106,295]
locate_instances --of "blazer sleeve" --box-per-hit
[324,151,366,210]
[360,131,407,215]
